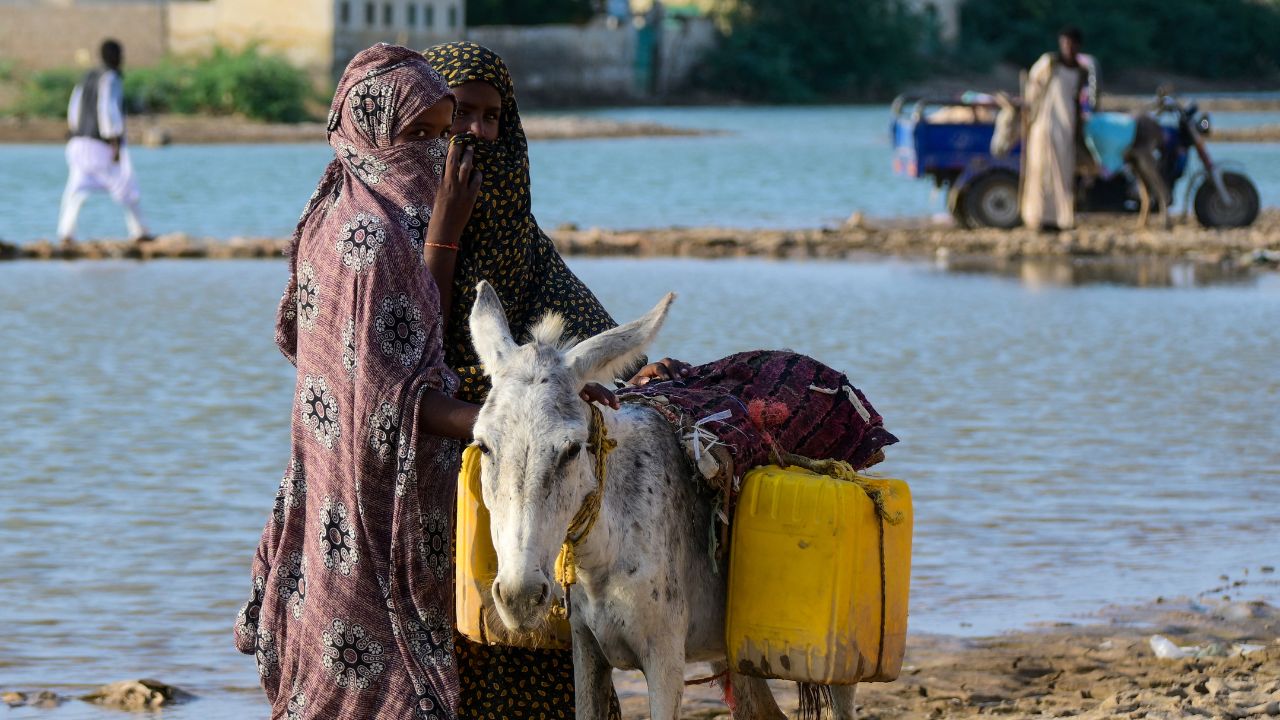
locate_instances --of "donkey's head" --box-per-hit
[991,91,1021,157]
[469,281,674,631]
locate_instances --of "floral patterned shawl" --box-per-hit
[235,44,461,720]
[424,41,624,403]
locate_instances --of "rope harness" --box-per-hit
[541,412,898,681]
[550,403,616,620]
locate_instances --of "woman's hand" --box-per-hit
[628,358,692,386]
[424,140,483,324]
[579,382,619,409]
[430,140,483,245]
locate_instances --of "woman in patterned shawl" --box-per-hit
[422,41,688,406]
[233,44,484,720]
[421,40,688,720]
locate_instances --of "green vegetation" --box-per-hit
[6,46,316,123]
[467,0,594,25]
[126,46,315,122]
[700,0,926,102]
[9,68,80,117]
[958,0,1280,80]
[699,0,1280,102]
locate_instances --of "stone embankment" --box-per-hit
[552,212,1280,265]
[6,212,1277,270]
[0,114,708,144]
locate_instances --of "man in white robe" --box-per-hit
[1022,27,1087,230]
[58,39,150,245]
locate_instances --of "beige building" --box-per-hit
[0,0,466,79]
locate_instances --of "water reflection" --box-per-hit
[939,254,1259,288]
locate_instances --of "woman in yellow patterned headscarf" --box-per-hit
[424,40,689,720]
[424,42,685,408]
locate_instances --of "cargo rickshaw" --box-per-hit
[889,92,1260,229]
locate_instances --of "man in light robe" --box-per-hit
[1022,27,1088,231]
[58,39,150,246]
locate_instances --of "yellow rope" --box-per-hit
[551,403,616,620]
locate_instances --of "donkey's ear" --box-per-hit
[566,293,675,385]
[469,281,517,375]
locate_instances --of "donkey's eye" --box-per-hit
[474,441,491,456]
[558,443,582,466]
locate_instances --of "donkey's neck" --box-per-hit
[569,404,664,589]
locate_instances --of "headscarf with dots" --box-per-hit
[424,41,625,403]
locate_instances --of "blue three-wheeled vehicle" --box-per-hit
[890,92,1260,229]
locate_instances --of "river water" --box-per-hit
[2,105,1279,242]
[2,256,1278,718]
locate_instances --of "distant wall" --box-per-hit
[466,17,715,104]
[334,28,459,79]
[0,2,167,71]
[657,15,716,95]
[169,0,337,78]
[333,0,465,75]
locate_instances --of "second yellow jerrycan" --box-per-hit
[454,445,572,650]
[726,464,913,684]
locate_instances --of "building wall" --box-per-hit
[0,0,711,104]
[466,17,715,104]
[655,14,716,94]
[0,2,167,71]
[168,0,338,78]
[332,0,464,75]
[466,22,636,104]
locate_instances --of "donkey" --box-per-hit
[991,92,1171,229]
[467,280,858,720]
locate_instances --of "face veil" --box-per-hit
[424,41,627,403]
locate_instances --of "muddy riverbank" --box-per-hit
[0,113,709,144]
[5,592,1271,718]
[624,590,1279,719]
[6,212,1278,271]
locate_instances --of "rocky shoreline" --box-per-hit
[5,591,1274,718]
[2,103,1277,145]
[5,213,1279,272]
[0,113,708,145]
[1214,125,1280,143]
[628,589,1279,719]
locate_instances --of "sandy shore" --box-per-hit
[0,113,709,145]
[1215,125,1280,143]
[6,212,1278,273]
[2,584,1272,716]
[1104,95,1280,114]
[552,212,1280,266]
[613,588,1280,719]
[2,105,1277,144]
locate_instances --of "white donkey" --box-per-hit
[468,280,857,720]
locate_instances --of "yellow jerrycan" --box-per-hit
[454,445,572,650]
[726,464,912,684]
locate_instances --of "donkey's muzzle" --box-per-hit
[492,572,552,631]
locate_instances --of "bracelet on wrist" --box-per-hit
[425,242,459,252]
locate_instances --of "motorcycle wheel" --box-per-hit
[963,171,1021,229]
[1194,171,1259,228]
